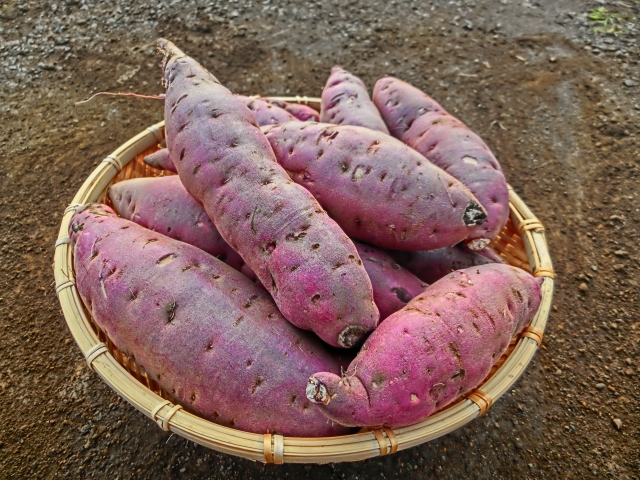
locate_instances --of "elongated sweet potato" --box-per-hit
[354,241,427,320]
[389,244,503,284]
[236,95,294,126]
[158,39,378,348]
[262,121,487,251]
[108,176,256,281]
[262,98,320,122]
[373,77,509,249]
[307,264,542,428]
[144,148,177,172]
[69,205,349,436]
[320,67,389,134]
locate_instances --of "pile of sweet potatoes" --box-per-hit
[67,39,543,435]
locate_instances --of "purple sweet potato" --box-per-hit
[307,264,542,428]
[354,241,427,321]
[389,244,503,285]
[236,95,295,126]
[320,67,389,134]
[262,121,487,251]
[261,98,320,122]
[144,148,177,173]
[108,176,256,281]
[373,77,509,250]
[158,39,378,348]
[69,205,349,437]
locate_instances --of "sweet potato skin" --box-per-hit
[108,176,255,280]
[144,148,177,173]
[69,205,349,437]
[372,77,509,249]
[236,95,295,126]
[262,121,487,251]
[158,39,378,348]
[354,241,427,320]
[307,264,542,428]
[261,98,320,122]
[389,244,502,285]
[320,67,389,134]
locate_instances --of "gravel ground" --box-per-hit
[0,0,639,478]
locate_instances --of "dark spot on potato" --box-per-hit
[234,315,245,326]
[143,238,158,248]
[333,262,344,270]
[451,369,466,381]
[190,393,196,403]
[246,360,253,368]
[289,393,298,406]
[206,342,213,351]
[311,294,320,304]
[316,149,324,159]
[166,302,177,323]
[392,287,412,303]
[193,164,201,175]
[182,263,199,272]
[230,138,239,148]
[372,372,387,387]
[251,376,264,395]
[212,274,221,280]
[340,163,349,173]
[178,121,190,133]
[211,109,222,118]
[250,206,259,234]
[380,172,387,181]
[290,265,299,272]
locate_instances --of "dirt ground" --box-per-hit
[1,0,639,478]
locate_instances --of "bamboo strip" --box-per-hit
[54,120,554,464]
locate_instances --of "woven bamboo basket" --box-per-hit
[53,97,554,464]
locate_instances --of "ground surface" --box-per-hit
[1,0,639,478]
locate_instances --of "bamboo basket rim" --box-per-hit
[53,99,554,464]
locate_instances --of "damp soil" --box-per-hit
[0,0,639,478]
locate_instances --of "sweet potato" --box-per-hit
[320,67,389,134]
[354,241,427,320]
[373,77,509,249]
[262,121,487,251]
[108,176,256,281]
[307,264,542,428]
[69,205,349,437]
[261,98,320,122]
[236,95,294,126]
[143,148,177,173]
[158,39,378,348]
[389,244,503,285]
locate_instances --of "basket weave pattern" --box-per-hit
[54,102,554,464]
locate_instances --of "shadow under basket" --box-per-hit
[53,99,554,464]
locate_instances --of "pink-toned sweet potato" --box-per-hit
[354,241,427,320]
[69,205,349,437]
[236,95,295,126]
[143,148,177,173]
[261,98,320,122]
[320,67,389,134]
[389,244,503,285]
[108,176,257,281]
[262,121,487,251]
[158,39,378,348]
[307,264,542,428]
[373,77,509,250]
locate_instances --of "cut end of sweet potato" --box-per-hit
[338,325,368,348]
[306,377,331,405]
[462,200,487,227]
[466,238,492,251]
